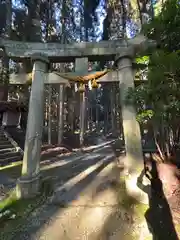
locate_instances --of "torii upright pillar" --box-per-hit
[58,83,65,144]
[16,53,49,199]
[75,58,88,147]
[116,48,150,204]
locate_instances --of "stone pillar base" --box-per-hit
[16,174,41,199]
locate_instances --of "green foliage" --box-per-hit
[129,50,180,125]
[136,110,154,124]
[127,0,180,158]
[143,0,180,51]
[135,56,149,65]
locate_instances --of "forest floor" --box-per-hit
[0,139,180,240]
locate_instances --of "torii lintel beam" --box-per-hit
[0,35,156,62]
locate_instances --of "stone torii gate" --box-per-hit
[0,35,156,203]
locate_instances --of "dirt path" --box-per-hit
[1,143,153,240]
[2,140,180,240]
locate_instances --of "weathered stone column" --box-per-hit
[48,84,52,145]
[75,58,88,147]
[110,84,115,132]
[116,48,149,204]
[79,91,86,147]
[58,83,65,144]
[95,88,99,130]
[16,53,49,199]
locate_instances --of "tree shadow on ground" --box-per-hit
[90,175,146,240]
[138,161,179,240]
[92,162,179,240]
[1,148,115,239]
[2,142,178,239]
[0,142,112,180]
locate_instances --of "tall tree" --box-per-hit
[0,0,12,101]
[127,0,180,162]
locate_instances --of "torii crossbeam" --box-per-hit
[0,34,156,62]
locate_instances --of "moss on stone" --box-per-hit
[0,161,22,171]
[0,190,17,211]
[0,177,54,239]
[115,179,149,239]
[0,163,22,180]
[117,179,148,213]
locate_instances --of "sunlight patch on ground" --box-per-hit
[53,154,114,195]
[46,164,151,240]
[41,153,102,171]
[0,161,22,171]
[33,159,117,240]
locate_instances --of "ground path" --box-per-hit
[2,138,180,239]
[1,139,153,240]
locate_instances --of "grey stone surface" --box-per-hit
[18,56,48,198]
[114,46,135,62]
[117,52,149,204]
[16,174,40,199]
[57,84,65,145]
[75,58,88,147]
[117,56,143,169]
[0,34,156,62]
[31,52,49,64]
